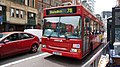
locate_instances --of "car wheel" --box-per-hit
[30,44,38,53]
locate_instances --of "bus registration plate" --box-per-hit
[53,52,62,55]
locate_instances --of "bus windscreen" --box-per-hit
[43,16,82,39]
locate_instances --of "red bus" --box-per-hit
[41,5,104,59]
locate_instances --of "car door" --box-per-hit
[17,33,34,52]
[2,33,19,57]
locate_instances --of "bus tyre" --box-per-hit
[30,44,38,53]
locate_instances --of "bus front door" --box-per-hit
[83,17,90,56]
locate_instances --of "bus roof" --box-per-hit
[44,5,82,10]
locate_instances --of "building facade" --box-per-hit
[0,0,38,32]
[37,0,62,28]
[62,0,81,5]
[82,0,95,13]
[101,11,112,32]
[102,11,112,19]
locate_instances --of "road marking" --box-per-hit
[0,53,50,67]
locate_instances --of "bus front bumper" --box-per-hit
[41,48,82,59]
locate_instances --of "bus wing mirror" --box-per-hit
[41,19,44,23]
[42,19,47,23]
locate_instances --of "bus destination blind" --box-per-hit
[46,6,76,15]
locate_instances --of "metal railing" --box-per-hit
[81,42,110,67]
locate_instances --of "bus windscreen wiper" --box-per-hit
[48,31,54,38]
[65,35,69,40]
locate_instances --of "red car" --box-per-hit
[0,32,40,58]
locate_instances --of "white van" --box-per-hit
[24,29,43,43]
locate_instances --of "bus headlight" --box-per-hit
[73,44,80,48]
[70,49,81,53]
[70,49,78,52]
[42,44,46,48]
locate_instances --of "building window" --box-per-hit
[51,0,55,6]
[28,0,30,6]
[28,12,35,20]
[47,5,50,8]
[56,2,59,6]
[31,13,34,18]
[21,0,25,4]
[10,8,15,17]
[16,9,19,18]
[43,0,50,4]
[43,0,47,3]
[0,6,2,11]
[27,0,34,8]
[20,10,24,18]
[14,0,25,5]
[0,6,2,16]
[0,11,2,16]
[32,0,34,8]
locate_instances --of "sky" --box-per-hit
[95,0,116,14]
